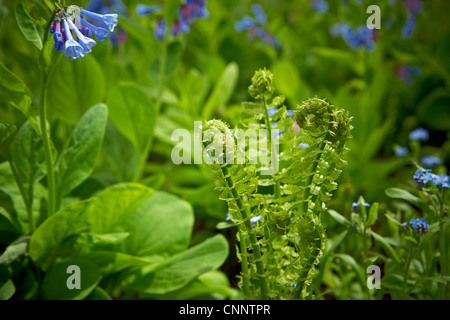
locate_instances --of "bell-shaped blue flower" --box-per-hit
[66,18,96,53]
[53,20,64,52]
[80,8,118,32]
[80,18,109,42]
[62,19,86,60]
[155,19,167,41]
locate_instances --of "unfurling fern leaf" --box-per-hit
[203,69,352,300]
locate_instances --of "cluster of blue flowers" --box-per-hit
[86,0,127,45]
[414,168,449,188]
[137,0,209,41]
[50,6,118,60]
[331,23,376,51]
[235,4,281,49]
[402,218,430,234]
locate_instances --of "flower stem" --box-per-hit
[39,72,56,218]
[402,246,414,299]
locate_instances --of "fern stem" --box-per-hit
[261,95,280,198]
[293,223,323,299]
[221,165,269,299]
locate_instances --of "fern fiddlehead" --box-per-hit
[203,70,352,300]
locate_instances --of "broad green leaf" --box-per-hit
[29,200,93,271]
[0,235,28,266]
[124,191,194,256]
[0,280,15,300]
[15,0,44,50]
[88,183,154,234]
[129,234,229,294]
[385,188,430,213]
[80,251,162,275]
[150,42,183,84]
[106,83,157,154]
[102,121,138,182]
[55,104,108,201]
[0,60,38,134]
[11,121,46,209]
[40,259,100,300]
[47,55,106,125]
[202,62,239,121]
[0,123,17,160]
[370,230,401,265]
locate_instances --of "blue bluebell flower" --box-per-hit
[311,0,329,13]
[53,20,64,52]
[235,4,281,49]
[80,18,110,42]
[155,19,167,41]
[235,16,256,32]
[226,212,231,221]
[80,9,118,32]
[352,201,370,213]
[251,4,267,24]
[421,156,442,167]
[409,127,429,141]
[395,65,421,85]
[408,218,429,233]
[395,146,409,157]
[66,18,96,53]
[62,18,86,60]
[402,14,417,39]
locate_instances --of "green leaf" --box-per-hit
[385,188,430,213]
[15,0,44,50]
[102,121,138,182]
[81,251,161,275]
[47,55,106,125]
[55,104,108,201]
[0,123,17,160]
[11,121,46,208]
[0,235,28,266]
[0,60,39,134]
[366,202,379,227]
[150,42,183,84]
[85,287,111,300]
[123,191,194,256]
[88,183,154,234]
[327,209,353,228]
[370,230,401,264]
[0,280,15,300]
[40,259,100,300]
[202,62,239,121]
[129,234,229,295]
[29,200,93,271]
[106,83,157,154]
